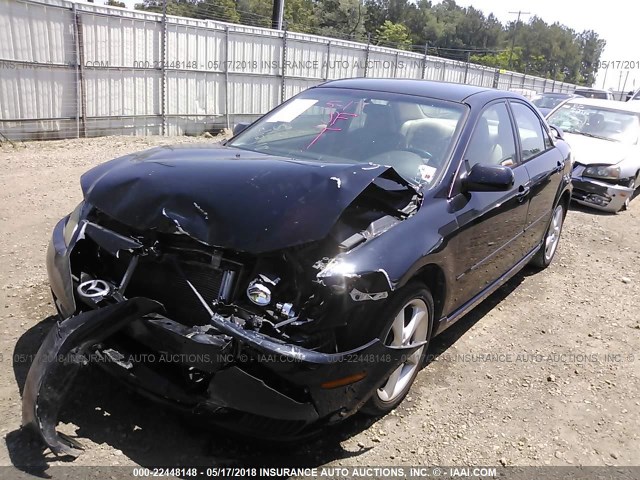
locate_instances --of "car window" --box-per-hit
[465,102,517,168]
[510,102,548,161]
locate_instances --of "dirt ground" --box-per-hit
[0,136,638,476]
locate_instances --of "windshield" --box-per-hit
[532,95,566,109]
[547,103,640,144]
[228,87,467,187]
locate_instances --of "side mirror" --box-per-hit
[232,122,250,136]
[462,163,515,192]
[549,124,564,140]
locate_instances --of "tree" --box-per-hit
[375,20,411,49]
[314,0,367,40]
[106,0,126,6]
[132,0,604,86]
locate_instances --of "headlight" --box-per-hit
[583,165,621,180]
[63,201,84,246]
[246,274,279,306]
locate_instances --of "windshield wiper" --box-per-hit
[566,131,616,142]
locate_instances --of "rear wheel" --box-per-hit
[531,202,565,269]
[361,283,433,416]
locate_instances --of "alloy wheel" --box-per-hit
[377,298,429,402]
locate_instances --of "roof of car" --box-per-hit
[565,97,640,112]
[316,78,515,103]
[573,87,609,93]
[540,92,575,97]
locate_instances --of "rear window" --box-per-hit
[574,90,609,100]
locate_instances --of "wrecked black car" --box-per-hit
[23,79,573,456]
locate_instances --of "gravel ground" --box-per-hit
[0,136,638,476]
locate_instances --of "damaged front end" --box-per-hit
[25,151,425,455]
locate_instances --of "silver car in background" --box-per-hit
[547,98,640,212]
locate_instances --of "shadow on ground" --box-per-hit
[6,267,532,477]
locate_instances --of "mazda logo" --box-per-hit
[77,279,111,298]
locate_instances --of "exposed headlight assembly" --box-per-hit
[583,165,621,180]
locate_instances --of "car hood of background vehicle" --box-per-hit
[80,144,414,254]
[564,133,633,166]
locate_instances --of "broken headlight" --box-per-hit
[246,274,279,306]
[583,165,621,181]
[63,201,84,246]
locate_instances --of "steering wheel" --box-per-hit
[400,147,432,160]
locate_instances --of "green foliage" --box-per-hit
[105,0,126,6]
[133,0,605,85]
[376,20,411,49]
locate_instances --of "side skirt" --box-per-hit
[435,243,540,335]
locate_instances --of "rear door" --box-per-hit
[449,101,531,309]
[508,101,565,251]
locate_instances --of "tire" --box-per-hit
[621,176,637,211]
[360,282,434,416]
[530,202,566,269]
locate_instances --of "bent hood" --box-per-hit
[80,144,415,254]
[563,133,632,166]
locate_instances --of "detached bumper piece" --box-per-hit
[22,298,423,456]
[21,298,163,457]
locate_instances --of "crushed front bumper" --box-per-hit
[571,166,634,213]
[25,220,422,455]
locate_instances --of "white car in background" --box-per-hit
[546,98,640,212]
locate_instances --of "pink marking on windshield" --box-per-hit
[306,101,357,150]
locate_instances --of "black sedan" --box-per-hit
[23,79,572,456]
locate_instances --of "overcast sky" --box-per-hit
[451,0,640,92]
[111,0,639,92]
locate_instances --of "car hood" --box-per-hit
[80,144,416,254]
[563,133,632,166]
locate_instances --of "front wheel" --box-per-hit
[622,178,636,211]
[361,283,434,416]
[531,202,565,269]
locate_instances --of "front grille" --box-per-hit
[126,255,227,326]
[79,209,243,326]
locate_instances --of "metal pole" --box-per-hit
[72,3,80,138]
[617,70,623,92]
[492,68,500,89]
[74,7,87,137]
[507,10,530,69]
[393,51,399,78]
[364,33,371,78]
[601,64,609,89]
[324,41,331,80]
[272,0,284,30]
[421,43,428,80]
[281,24,287,103]
[463,51,470,83]
[621,71,630,99]
[224,26,230,130]
[161,0,167,136]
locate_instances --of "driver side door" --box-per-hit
[449,101,531,310]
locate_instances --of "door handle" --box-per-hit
[554,160,564,173]
[517,184,530,202]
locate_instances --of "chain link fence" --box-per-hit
[0,0,579,141]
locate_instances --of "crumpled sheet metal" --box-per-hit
[80,145,416,253]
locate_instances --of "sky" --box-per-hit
[451,0,640,92]
[106,0,640,92]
